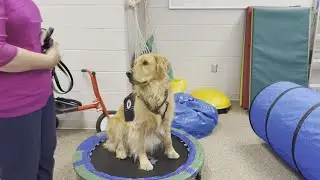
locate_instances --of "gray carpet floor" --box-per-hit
[53,103,302,180]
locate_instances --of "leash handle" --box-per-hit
[41,27,54,53]
[40,27,74,94]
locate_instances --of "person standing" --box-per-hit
[0,0,61,179]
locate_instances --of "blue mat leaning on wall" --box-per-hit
[250,7,310,104]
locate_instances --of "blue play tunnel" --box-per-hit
[249,81,320,180]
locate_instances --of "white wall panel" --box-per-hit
[54,71,128,92]
[60,50,128,72]
[37,0,131,128]
[39,6,126,29]
[149,8,245,25]
[147,0,245,99]
[49,28,127,51]
[158,40,242,58]
[34,0,124,5]
[154,25,243,41]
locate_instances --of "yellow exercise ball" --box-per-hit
[170,79,187,94]
[191,88,231,113]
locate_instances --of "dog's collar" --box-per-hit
[139,90,169,119]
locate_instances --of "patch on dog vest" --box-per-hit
[124,93,135,122]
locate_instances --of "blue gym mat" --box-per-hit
[250,7,310,104]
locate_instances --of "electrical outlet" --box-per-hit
[211,64,218,73]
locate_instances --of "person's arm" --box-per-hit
[0,47,58,72]
[0,0,59,73]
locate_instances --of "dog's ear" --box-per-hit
[154,54,170,79]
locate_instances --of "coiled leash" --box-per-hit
[41,27,81,116]
[41,27,74,94]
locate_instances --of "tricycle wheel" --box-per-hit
[96,111,117,132]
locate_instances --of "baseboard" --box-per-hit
[57,119,97,130]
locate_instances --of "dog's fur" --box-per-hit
[103,53,179,171]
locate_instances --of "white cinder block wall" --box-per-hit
[33,0,246,128]
[34,0,134,129]
[148,0,245,100]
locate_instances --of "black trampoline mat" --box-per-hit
[91,135,189,178]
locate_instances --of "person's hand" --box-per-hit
[40,28,50,46]
[45,41,61,68]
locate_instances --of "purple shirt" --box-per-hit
[0,0,52,118]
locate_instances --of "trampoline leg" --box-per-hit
[195,172,201,180]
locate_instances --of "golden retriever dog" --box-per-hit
[102,53,179,171]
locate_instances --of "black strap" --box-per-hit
[161,102,169,119]
[40,27,74,94]
[52,61,74,94]
[264,86,303,150]
[291,102,320,176]
[139,90,169,118]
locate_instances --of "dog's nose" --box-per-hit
[126,71,132,78]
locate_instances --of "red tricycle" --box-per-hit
[41,27,117,131]
[55,69,116,132]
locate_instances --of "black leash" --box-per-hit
[52,60,74,94]
[41,27,74,94]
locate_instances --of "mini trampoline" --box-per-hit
[73,128,204,180]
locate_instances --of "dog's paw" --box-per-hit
[102,142,116,152]
[166,149,180,159]
[116,150,127,159]
[139,160,154,171]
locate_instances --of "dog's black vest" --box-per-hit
[123,91,169,122]
[124,93,135,122]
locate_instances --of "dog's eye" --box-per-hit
[142,61,149,66]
